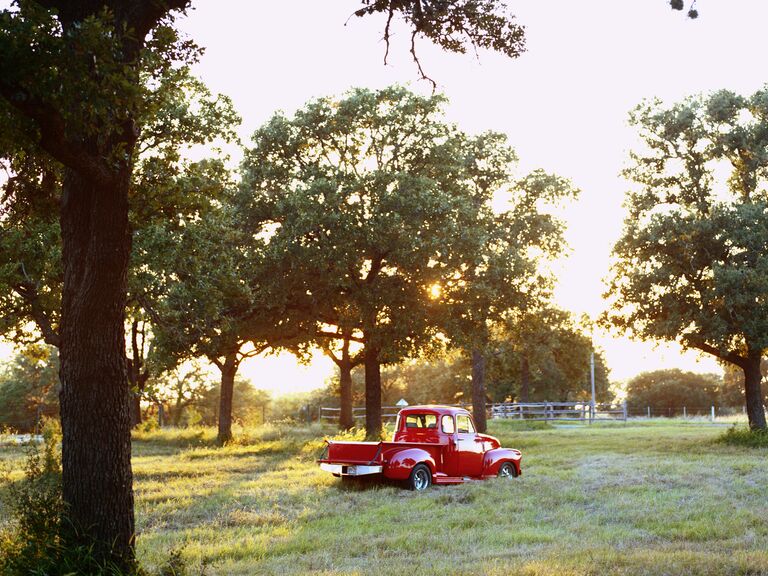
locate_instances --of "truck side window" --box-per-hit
[457,414,475,434]
[441,415,455,434]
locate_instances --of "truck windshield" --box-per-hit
[404,414,437,429]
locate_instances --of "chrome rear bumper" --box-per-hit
[320,463,383,476]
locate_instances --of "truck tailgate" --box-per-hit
[323,441,383,464]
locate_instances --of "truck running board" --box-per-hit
[433,475,466,485]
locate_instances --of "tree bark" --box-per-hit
[364,347,382,440]
[520,354,530,403]
[127,319,145,427]
[339,363,354,429]
[339,338,355,430]
[743,350,767,430]
[217,352,239,444]
[58,167,135,568]
[129,394,142,427]
[471,349,487,433]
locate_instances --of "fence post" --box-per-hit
[683,406,686,419]
[647,406,651,419]
[622,400,627,422]
[711,405,715,422]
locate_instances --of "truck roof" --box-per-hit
[399,405,471,417]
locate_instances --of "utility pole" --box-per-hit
[590,351,596,424]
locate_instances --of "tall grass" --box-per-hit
[2,420,767,575]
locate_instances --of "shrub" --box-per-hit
[718,425,768,448]
[0,418,213,575]
[1,419,124,575]
[0,418,67,575]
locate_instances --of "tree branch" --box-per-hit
[13,276,60,348]
[316,329,365,344]
[0,82,115,187]
[687,338,747,369]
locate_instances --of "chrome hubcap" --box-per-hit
[414,469,429,490]
[500,465,513,478]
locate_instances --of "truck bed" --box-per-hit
[320,439,445,466]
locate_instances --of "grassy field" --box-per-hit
[2,420,768,575]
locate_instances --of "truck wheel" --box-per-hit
[408,463,432,491]
[498,462,517,478]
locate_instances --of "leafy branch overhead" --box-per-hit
[354,0,526,85]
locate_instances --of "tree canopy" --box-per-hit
[604,87,768,429]
[625,369,725,416]
[237,86,575,436]
[486,307,611,404]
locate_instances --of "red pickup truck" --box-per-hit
[318,405,522,491]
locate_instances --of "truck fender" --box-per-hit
[482,447,522,477]
[383,448,436,481]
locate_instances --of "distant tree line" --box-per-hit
[624,369,753,416]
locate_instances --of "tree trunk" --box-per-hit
[364,347,382,440]
[128,319,144,427]
[743,351,767,430]
[339,361,354,431]
[129,394,142,427]
[339,336,355,430]
[58,168,135,568]
[217,352,239,444]
[471,349,487,433]
[520,355,530,403]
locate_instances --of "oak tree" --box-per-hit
[604,88,768,430]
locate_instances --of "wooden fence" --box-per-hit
[320,401,627,423]
[491,401,627,422]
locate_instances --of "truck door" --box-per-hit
[440,414,461,476]
[456,413,484,477]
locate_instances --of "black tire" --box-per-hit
[498,462,518,478]
[408,463,432,491]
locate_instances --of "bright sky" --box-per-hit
[3,1,766,394]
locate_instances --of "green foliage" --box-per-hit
[605,88,768,354]
[718,426,768,448]
[157,545,212,576]
[381,352,471,405]
[721,360,768,407]
[145,199,277,370]
[625,369,723,414]
[239,86,576,371]
[195,378,271,428]
[604,87,768,428]
[487,307,611,402]
[0,345,59,432]
[335,352,469,406]
[0,419,217,575]
[0,418,65,575]
[0,5,240,349]
[353,0,525,83]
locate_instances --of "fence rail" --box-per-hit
[319,401,628,423]
[491,401,627,422]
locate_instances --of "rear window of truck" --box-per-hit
[404,414,437,429]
